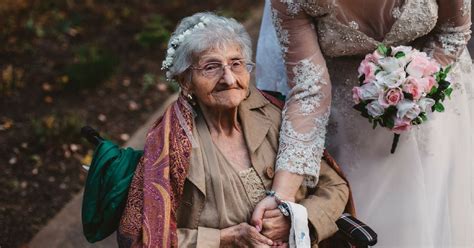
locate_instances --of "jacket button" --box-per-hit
[265,166,275,179]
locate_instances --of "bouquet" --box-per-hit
[352,44,453,153]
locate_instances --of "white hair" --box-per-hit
[164,12,252,81]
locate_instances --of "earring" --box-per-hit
[186,93,196,106]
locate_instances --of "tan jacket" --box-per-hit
[176,85,349,247]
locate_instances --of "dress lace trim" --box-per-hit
[433,23,472,57]
[271,7,290,56]
[238,168,267,208]
[462,0,471,16]
[280,0,302,15]
[291,59,327,115]
[276,109,329,188]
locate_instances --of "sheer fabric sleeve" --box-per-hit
[270,0,331,187]
[425,0,471,65]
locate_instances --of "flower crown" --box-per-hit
[161,16,211,79]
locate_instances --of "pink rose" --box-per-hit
[403,77,423,100]
[406,52,440,78]
[392,117,412,134]
[419,76,436,93]
[379,87,404,107]
[352,87,362,104]
[358,59,377,83]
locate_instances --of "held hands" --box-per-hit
[261,209,291,243]
[251,195,279,232]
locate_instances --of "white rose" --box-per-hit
[378,57,402,73]
[167,48,175,55]
[418,97,436,112]
[375,68,406,88]
[366,101,385,117]
[359,82,381,100]
[397,99,421,120]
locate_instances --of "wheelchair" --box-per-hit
[80,126,377,247]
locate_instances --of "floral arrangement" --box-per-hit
[352,44,453,153]
[161,16,210,79]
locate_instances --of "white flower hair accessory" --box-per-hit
[161,16,211,79]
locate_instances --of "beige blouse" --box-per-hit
[195,112,266,229]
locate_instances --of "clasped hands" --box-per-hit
[221,196,291,247]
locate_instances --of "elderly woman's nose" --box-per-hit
[221,66,236,85]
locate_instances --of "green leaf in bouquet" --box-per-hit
[374,69,382,75]
[377,44,388,56]
[439,92,446,102]
[403,92,414,100]
[419,112,428,122]
[385,106,398,115]
[384,116,395,129]
[353,102,366,112]
[412,116,424,125]
[372,118,378,129]
[434,71,442,82]
[359,75,365,85]
[433,102,445,112]
[394,51,405,58]
[444,64,452,75]
[438,80,450,91]
[429,86,438,96]
[445,87,453,99]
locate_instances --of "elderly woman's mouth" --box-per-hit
[213,86,242,92]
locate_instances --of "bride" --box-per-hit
[256,0,474,247]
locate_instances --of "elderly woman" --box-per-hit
[116,12,350,247]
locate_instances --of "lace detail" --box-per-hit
[276,109,329,187]
[292,59,327,115]
[315,0,438,57]
[348,21,359,30]
[280,0,302,15]
[432,24,471,57]
[462,0,471,16]
[271,8,290,56]
[238,168,266,208]
[392,7,402,19]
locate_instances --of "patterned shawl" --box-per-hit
[117,91,355,248]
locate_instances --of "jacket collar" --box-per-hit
[238,84,273,153]
[187,84,274,195]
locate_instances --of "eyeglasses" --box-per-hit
[190,60,255,78]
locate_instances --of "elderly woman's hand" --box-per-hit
[220,222,273,247]
[261,209,290,242]
[251,196,279,232]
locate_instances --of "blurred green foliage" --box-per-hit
[64,45,118,89]
[30,113,84,145]
[135,14,171,48]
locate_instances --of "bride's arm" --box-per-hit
[425,0,471,65]
[252,0,332,227]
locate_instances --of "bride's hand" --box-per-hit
[251,196,279,231]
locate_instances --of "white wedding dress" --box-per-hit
[257,0,474,247]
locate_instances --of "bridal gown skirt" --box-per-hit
[324,50,474,248]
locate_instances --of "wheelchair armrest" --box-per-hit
[336,213,378,247]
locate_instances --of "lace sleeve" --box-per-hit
[270,0,331,187]
[425,0,471,65]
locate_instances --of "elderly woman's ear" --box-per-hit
[177,71,193,95]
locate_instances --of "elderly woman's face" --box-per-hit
[188,43,250,110]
